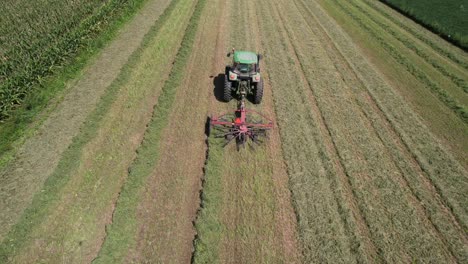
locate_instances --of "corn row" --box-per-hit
[0,0,137,119]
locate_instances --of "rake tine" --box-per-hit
[210,101,273,150]
[252,137,264,145]
[248,141,256,151]
[219,130,239,137]
[212,126,229,132]
[223,135,236,147]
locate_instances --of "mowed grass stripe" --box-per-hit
[124,0,221,261]
[347,0,468,93]
[284,0,386,261]
[295,0,467,260]
[341,0,468,101]
[0,0,172,243]
[194,0,293,262]
[193,136,225,263]
[330,0,467,123]
[220,1,283,262]
[0,0,188,261]
[362,0,468,70]
[192,0,229,261]
[256,0,362,262]
[0,0,150,169]
[247,0,302,261]
[93,0,206,261]
[317,0,468,167]
[311,0,468,252]
[276,0,459,262]
[314,0,468,233]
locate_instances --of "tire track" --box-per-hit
[294,0,467,260]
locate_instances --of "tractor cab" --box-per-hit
[231,51,259,76]
[233,62,254,74]
[224,50,264,104]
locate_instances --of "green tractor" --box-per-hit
[224,49,263,104]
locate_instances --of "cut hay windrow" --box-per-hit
[297,1,467,260]
[362,0,468,70]
[255,1,363,262]
[0,0,195,261]
[285,1,453,260]
[93,0,206,261]
[346,0,467,93]
[193,0,300,262]
[379,0,468,50]
[331,0,467,123]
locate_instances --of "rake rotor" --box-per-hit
[210,100,273,150]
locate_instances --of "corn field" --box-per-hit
[0,0,137,120]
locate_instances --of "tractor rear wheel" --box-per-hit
[253,79,263,104]
[223,75,233,102]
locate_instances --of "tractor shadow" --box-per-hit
[212,73,226,103]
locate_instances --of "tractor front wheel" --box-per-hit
[253,79,263,104]
[223,75,233,102]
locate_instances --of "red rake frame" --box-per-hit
[210,107,273,149]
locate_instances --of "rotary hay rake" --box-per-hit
[210,99,273,150]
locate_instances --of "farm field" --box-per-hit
[379,0,468,49]
[0,0,467,263]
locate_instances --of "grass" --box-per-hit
[330,0,467,123]
[380,0,468,50]
[193,0,291,262]
[312,0,467,260]
[92,0,207,261]
[0,0,150,169]
[363,0,468,70]
[318,0,468,226]
[193,140,283,263]
[255,1,363,262]
[253,0,467,261]
[192,137,225,263]
[1,0,466,262]
[318,0,468,166]
[346,0,467,94]
[288,0,453,261]
[0,0,148,119]
[0,0,194,261]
